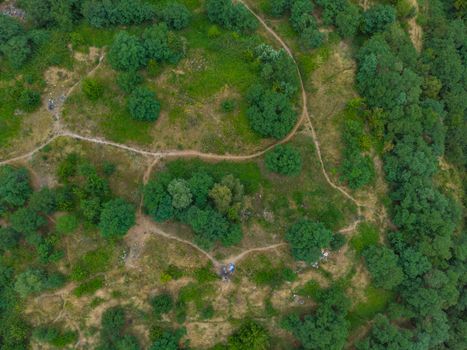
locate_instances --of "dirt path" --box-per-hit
[407,0,422,51]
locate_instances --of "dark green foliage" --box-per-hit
[363,245,403,290]
[29,187,57,214]
[188,172,214,207]
[335,4,362,38]
[14,269,64,297]
[253,265,297,288]
[143,179,174,222]
[221,99,236,112]
[150,329,185,350]
[1,35,31,68]
[0,227,20,252]
[82,0,155,28]
[141,23,184,64]
[363,5,396,34]
[205,0,258,33]
[227,320,270,350]
[19,89,41,112]
[282,286,350,349]
[116,71,143,94]
[10,207,45,235]
[289,0,324,49]
[108,31,146,71]
[161,2,190,30]
[0,14,23,45]
[100,306,126,344]
[265,144,302,176]
[56,153,79,183]
[246,85,296,139]
[99,198,135,238]
[0,166,32,209]
[128,87,161,122]
[268,0,291,17]
[151,293,174,316]
[73,276,104,297]
[356,314,414,349]
[33,325,78,348]
[286,219,333,264]
[330,233,346,251]
[82,78,104,101]
[314,0,347,25]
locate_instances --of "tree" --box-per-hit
[116,71,143,94]
[357,314,415,350]
[227,320,270,350]
[14,269,47,297]
[268,0,291,17]
[82,78,104,100]
[100,306,126,343]
[99,198,135,238]
[0,14,24,45]
[209,184,232,213]
[10,208,45,235]
[150,329,185,350]
[188,172,214,206]
[286,220,333,264]
[335,4,362,38]
[363,5,396,34]
[330,233,346,251]
[151,293,174,316]
[265,144,302,176]
[143,180,174,222]
[108,31,146,71]
[300,27,325,50]
[314,0,347,25]
[246,85,297,139]
[161,2,190,30]
[142,23,183,64]
[128,87,161,122]
[363,245,404,290]
[290,0,314,32]
[0,227,20,252]
[1,35,32,68]
[205,0,257,33]
[167,179,192,209]
[0,166,32,209]
[29,187,57,214]
[19,89,41,112]
[282,286,350,349]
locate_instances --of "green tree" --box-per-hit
[167,179,192,209]
[10,208,45,235]
[206,0,257,33]
[19,89,41,112]
[265,144,302,176]
[100,306,126,344]
[56,214,79,235]
[108,31,146,71]
[29,187,57,214]
[286,220,333,264]
[14,269,47,297]
[363,245,404,290]
[151,293,174,316]
[1,35,32,68]
[363,4,396,34]
[0,227,20,252]
[227,320,270,350]
[246,85,297,139]
[143,180,174,222]
[128,87,161,122]
[142,23,183,64]
[0,165,32,209]
[161,2,190,30]
[116,71,143,94]
[150,329,185,350]
[188,172,214,206]
[0,14,24,45]
[335,4,362,38]
[99,198,136,238]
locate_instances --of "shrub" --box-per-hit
[116,71,143,94]
[265,144,302,176]
[127,87,161,122]
[221,99,236,112]
[330,233,346,251]
[99,198,136,238]
[19,89,41,111]
[227,320,270,350]
[161,2,190,30]
[82,78,103,100]
[151,293,174,316]
[73,277,104,297]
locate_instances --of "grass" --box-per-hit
[347,286,394,330]
[70,245,115,281]
[350,223,380,255]
[73,276,105,297]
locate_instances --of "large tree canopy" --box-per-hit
[99,198,136,238]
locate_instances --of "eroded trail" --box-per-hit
[1,3,366,273]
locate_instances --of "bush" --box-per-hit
[19,89,41,111]
[161,2,191,30]
[33,326,77,347]
[128,87,161,122]
[265,144,302,176]
[116,71,143,94]
[330,233,346,251]
[151,293,173,316]
[99,198,136,238]
[73,276,104,297]
[221,99,236,112]
[227,320,270,350]
[82,78,104,101]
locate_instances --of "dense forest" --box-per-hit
[0,0,465,349]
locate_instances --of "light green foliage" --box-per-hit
[99,198,136,238]
[82,78,104,101]
[128,87,161,122]
[350,223,379,254]
[70,246,113,281]
[116,71,143,94]
[73,277,104,297]
[209,184,232,213]
[227,320,270,350]
[286,219,333,264]
[265,144,302,176]
[168,179,192,209]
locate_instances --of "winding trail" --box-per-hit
[0,2,367,269]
